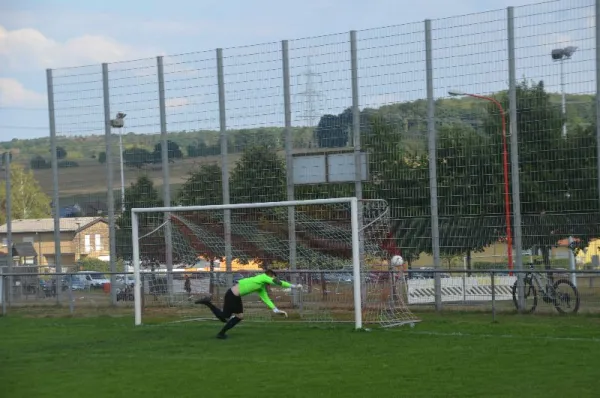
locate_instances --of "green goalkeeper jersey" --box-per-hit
[237,273,292,309]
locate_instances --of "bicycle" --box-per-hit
[511,264,580,314]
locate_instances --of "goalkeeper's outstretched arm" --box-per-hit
[258,272,294,289]
[257,287,288,317]
[257,270,302,317]
[257,287,277,310]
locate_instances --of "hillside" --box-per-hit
[0,91,594,204]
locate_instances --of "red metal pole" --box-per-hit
[466,94,513,271]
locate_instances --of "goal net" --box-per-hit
[131,197,419,329]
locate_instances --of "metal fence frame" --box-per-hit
[1,269,599,321]
[23,1,599,311]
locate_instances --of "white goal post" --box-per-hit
[131,197,418,329]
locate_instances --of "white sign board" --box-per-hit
[292,151,368,184]
[327,152,368,183]
[292,155,327,185]
[407,276,516,305]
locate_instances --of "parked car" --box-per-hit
[77,271,110,288]
[62,274,89,290]
[116,274,135,285]
[411,267,451,280]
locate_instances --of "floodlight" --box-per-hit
[563,46,578,58]
[110,112,127,128]
[552,46,578,61]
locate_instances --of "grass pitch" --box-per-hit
[1,313,599,398]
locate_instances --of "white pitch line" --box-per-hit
[403,330,600,343]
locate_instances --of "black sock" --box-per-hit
[218,317,242,336]
[202,302,228,323]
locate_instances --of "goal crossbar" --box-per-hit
[132,197,362,328]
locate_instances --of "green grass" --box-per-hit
[1,314,599,398]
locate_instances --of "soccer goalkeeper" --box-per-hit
[195,269,301,339]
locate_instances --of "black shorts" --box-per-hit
[222,288,243,317]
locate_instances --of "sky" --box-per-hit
[0,0,595,141]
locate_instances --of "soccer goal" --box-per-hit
[131,197,419,329]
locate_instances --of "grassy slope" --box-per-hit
[4,93,592,202]
[1,313,599,398]
[30,147,350,203]
[33,154,237,201]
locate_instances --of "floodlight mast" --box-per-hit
[552,45,577,282]
[448,90,513,271]
[110,112,127,214]
[552,46,577,137]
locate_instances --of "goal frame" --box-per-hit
[132,197,362,328]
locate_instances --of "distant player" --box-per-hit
[195,269,301,339]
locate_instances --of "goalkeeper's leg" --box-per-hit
[217,313,243,339]
[216,290,244,339]
[195,293,228,322]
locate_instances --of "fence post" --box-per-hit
[157,56,174,296]
[568,236,577,287]
[216,48,232,286]
[350,30,366,303]
[282,40,298,305]
[102,63,118,306]
[491,271,496,323]
[46,69,62,305]
[68,273,74,315]
[141,274,145,318]
[596,0,600,237]
[425,19,442,311]
[3,152,12,305]
[507,7,525,311]
[1,275,6,316]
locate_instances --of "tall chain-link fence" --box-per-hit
[1,0,598,311]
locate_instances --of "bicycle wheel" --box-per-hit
[552,279,580,314]
[512,278,537,313]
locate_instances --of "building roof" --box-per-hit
[13,242,37,257]
[0,217,106,234]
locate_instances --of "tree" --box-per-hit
[116,176,162,259]
[30,155,50,170]
[98,152,106,164]
[229,129,280,152]
[187,142,220,158]
[315,110,351,148]
[230,146,286,204]
[123,147,152,168]
[187,143,203,158]
[363,114,501,268]
[153,140,183,162]
[314,108,377,149]
[483,80,600,267]
[1,152,12,165]
[362,116,431,267]
[435,124,504,267]
[177,164,223,206]
[0,163,51,224]
[55,146,67,160]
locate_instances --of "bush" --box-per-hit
[58,160,79,168]
[30,156,51,170]
[472,262,508,271]
[473,258,572,271]
[77,257,109,272]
